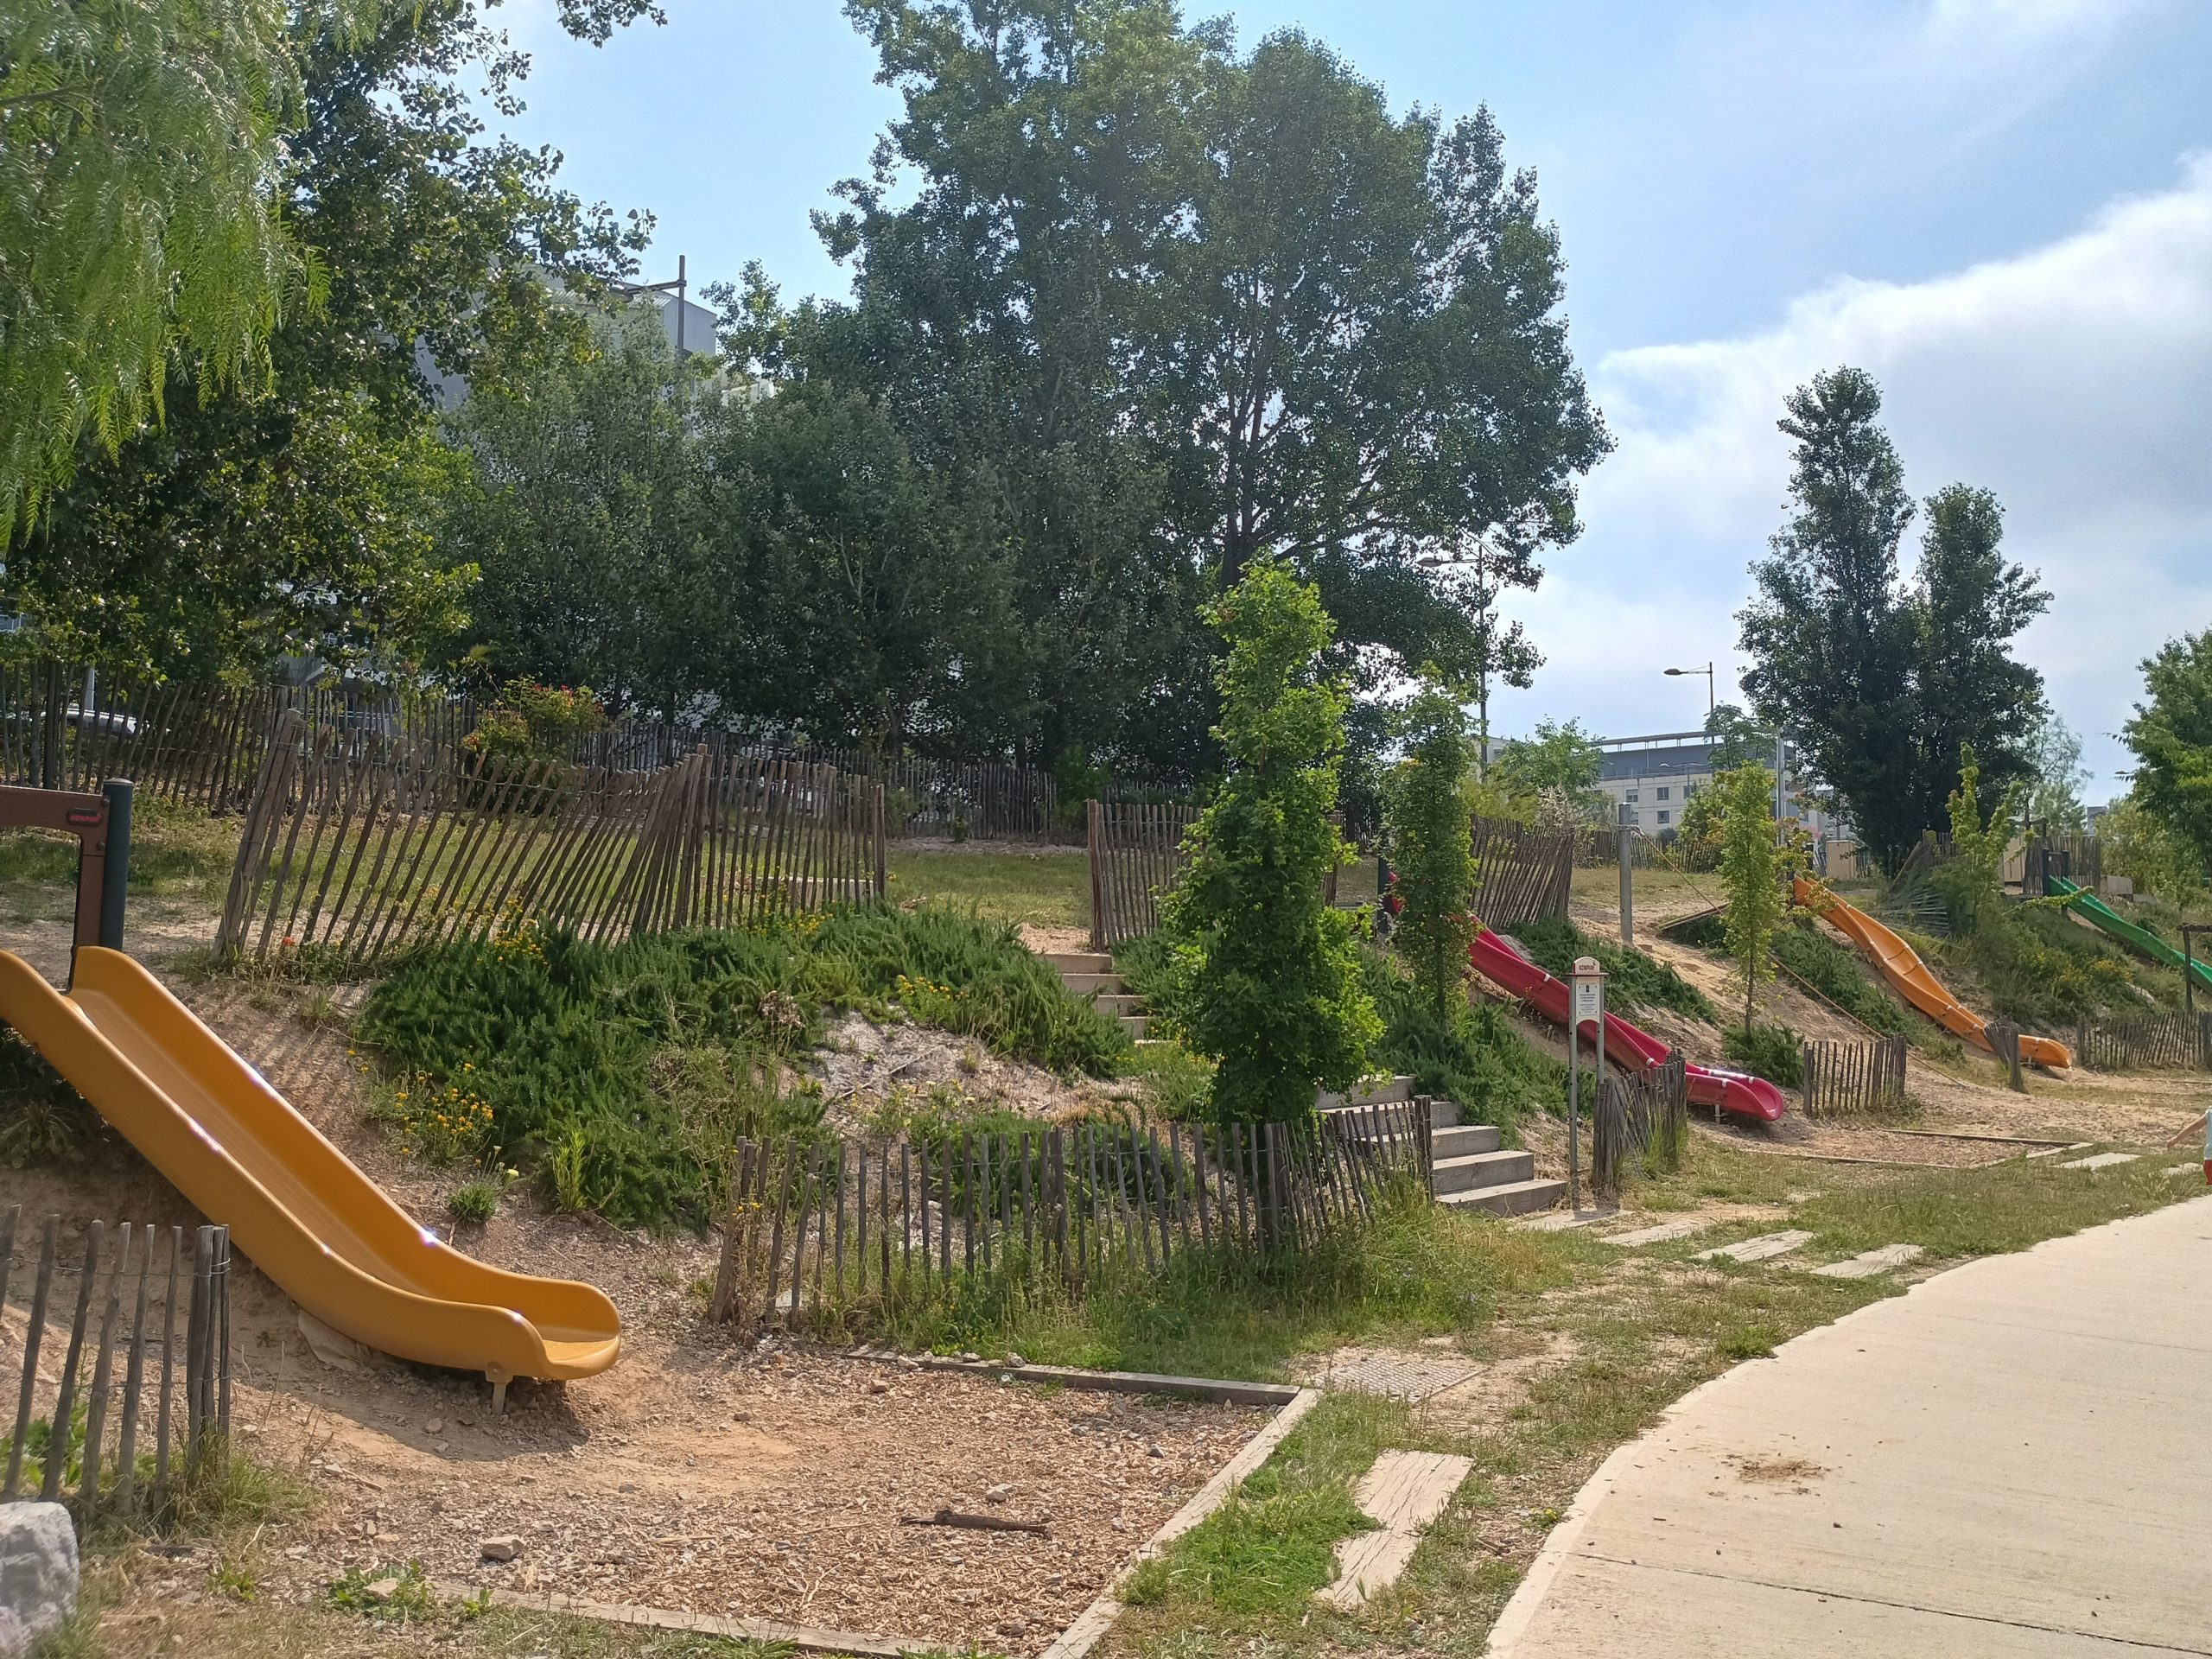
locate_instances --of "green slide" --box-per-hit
[2046,875,2212,995]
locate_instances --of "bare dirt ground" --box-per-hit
[0,925,1257,1654]
[806,1008,1145,1129]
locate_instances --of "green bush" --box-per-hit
[356,905,1128,1228]
[446,1179,502,1225]
[0,1029,93,1166]
[1944,903,2159,1027]
[1771,917,1915,1038]
[1513,915,1716,1022]
[1722,1022,1803,1087]
[1359,949,1560,1131]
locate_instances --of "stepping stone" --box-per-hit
[1519,1207,1613,1231]
[2026,1141,2094,1160]
[1600,1217,1712,1247]
[1303,1349,1478,1402]
[1697,1230,1814,1264]
[2059,1152,2139,1171]
[1316,1450,1472,1611]
[1809,1243,1925,1280]
[2164,1164,2202,1177]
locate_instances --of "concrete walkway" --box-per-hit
[1489,1196,2212,1656]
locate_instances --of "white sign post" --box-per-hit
[1568,957,1606,1214]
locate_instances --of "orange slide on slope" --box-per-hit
[0,948,620,1394]
[1793,878,2072,1071]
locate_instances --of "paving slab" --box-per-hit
[1318,1450,1471,1611]
[2025,1141,2094,1160]
[1808,1243,1924,1280]
[1599,1217,1711,1247]
[2058,1152,2139,1170]
[2166,1163,2203,1177]
[1696,1229,1814,1264]
[1487,1195,2212,1658]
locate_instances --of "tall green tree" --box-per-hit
[1927,746,2020,936]
[2123,628,2212,876]
[772,0,1606,771]
[1385,677,1478,1020]
[442,312,715,715]
[2021,710,2090,834]
[1717,765,1786,1033]
[1160,559,1379,1124]
[1495,717,1603,823]
[3,0,658,678]
[1739,367,2046,872]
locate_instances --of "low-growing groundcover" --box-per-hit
[354,906,1129,1228]
[1514,914,1715,1023]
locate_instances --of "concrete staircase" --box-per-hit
[1044,950,1155,1042]
[1321,1077,1566,1218]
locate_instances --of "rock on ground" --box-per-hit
[0,1503,78,1658]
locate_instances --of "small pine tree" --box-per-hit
[1160,558,1380,1124]
[1718,765,1787,1033]
[1929,744,2023,935]
[1386,677,1478,1022]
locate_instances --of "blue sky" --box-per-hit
[496,0,2212,795]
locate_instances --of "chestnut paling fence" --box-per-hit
[217,715,887,963]
[0,1210,234,1530]
[2070,1012,2212,1073]
[1591,1057,1688,1202]
[0,657,1121,838]
[1086,801,1202,949]
[1798,1036,1911,1116]
[707,1103,1439,1335]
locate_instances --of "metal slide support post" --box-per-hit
[100,779,132,950]
[2181,925,2207,1021]
[1618,802,1635,946]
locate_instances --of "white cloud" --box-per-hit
[1497,153,2212,791]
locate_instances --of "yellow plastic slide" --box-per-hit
[0,948,620,1393]
[1793,879,2072,1071]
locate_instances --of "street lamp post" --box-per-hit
[1663,662,1716,718]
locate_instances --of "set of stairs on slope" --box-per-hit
[1044,950,1155,1042]
[1321,1077,1567,1217]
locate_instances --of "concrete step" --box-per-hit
[1119,1014,1149,1038]
[1058,972,1126,995]
[1320,1094,1461,1131]
[1045,951,1116,974]
[1439,1177,1567,1217]
[1086,994,1143,1016]
[1433,1148,1535,1196]
[1431,1124,1502,1159]
[1318,1075,1415,1109]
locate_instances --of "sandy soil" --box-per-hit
[0,934,1254,1654]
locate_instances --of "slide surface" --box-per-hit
[2047,876,2212,996]
[1793,878,2072,1070]
[1468,930,1789,1123]
[0,948,620,1385]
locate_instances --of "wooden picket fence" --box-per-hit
[1087,800,1201,949]
[1799,1036,1910,1116]
[1592,1056,1688,1201]
[1469,816,1575,928]
[2070,1012,2212,1073]
[217,715,886,963]
[0,658,1084,837]
[708,1105,1434,1335]
[0,1211,233,1530]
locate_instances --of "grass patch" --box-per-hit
[1938,902,2172,1028]
[1773,914,1916,1038]
[1106,1131,2199,1659]
[0,797,238,910]
[1720,1021,1804,1087]
[354,906,1128,1228]
[886,847,1091,930]
[1513,915,1715,1022]
[887,1196,1575,1382]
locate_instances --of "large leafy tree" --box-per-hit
[1739,367,2046,871]
[442,313,716,716]
[2,0,659,678]
[767,0,1605,772]
[2124,628,2212,875]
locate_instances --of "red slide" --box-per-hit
[1468,929,1788,1124]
